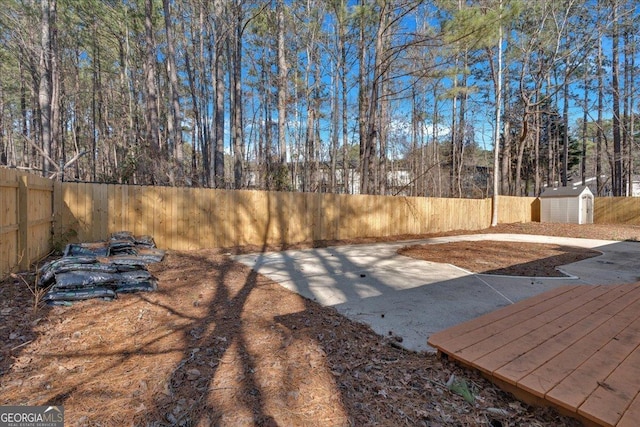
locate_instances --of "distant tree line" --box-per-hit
[0,0,638,197]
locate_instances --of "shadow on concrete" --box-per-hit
[235,235,640,352]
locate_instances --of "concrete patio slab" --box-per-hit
[233,234,640,353]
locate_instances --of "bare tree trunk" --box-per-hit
[39,0,54,176]
[276,0,287,166]
[213,0,226,189]
[379,74,388,195]
[214,47,225,188]
[342,69,349,193]
[432,83,442,197]
[546,75,554,187]
[31,74,40,171]
[199,6,211,186]
[514,106,529,195]
[411,88,418,197]
[306,107,317,191]
[123,14,136,181]
[0,81,5,165]
[611,1,622,196]
[183,16,206,185]
[623,28,632,195]
[163,0,183,182]
[597,36,604,195]
[261,63,272,189]
[450,74,458,197]
[330,65,338,193]
[500,76,511,195]
[362,0,387,195]
[335,0,349,193]
[230,0,245,189]
[379,18,391,196]
[358,0,369,194]
[90,40,97,181]
[144,0,160,182]
[534,102,541,195]
[582,64,588,186]
[562,59,569,187]
[72,50,83,180]
[456,50,468,197]
[50,0,60,176]
[20,62,29,167]
[627,32,635,194]
[304,11,320,193]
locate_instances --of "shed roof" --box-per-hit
[540,185,593,198]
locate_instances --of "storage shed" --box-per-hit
[539,186,594,224]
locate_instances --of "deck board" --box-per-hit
[477,286,626,366]
[617,392,640,427]
[546,313,640,412]
[437,285,602,358]
[428,283,640,427]
[518,292,640,399]
[493,287,640,388]
[578,343,640,426]
[427,285,577,344]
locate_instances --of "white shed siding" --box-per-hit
[539,186,594,224]
[542,198,577,223]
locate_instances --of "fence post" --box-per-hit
[17,175,29,269]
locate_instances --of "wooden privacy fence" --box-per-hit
[595,197,640,225]
[0,168,54,278]
[55,183,506,251]
[1,173,540,272]
[495,195,540,223]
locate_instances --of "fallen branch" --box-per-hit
[11,340,33,352]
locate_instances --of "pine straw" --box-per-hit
[399,241,601,277]
[3,222,638,426]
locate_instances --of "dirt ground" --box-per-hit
[398,241,601,277]
[2,222,639,426]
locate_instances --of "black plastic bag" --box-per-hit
[64,242,110,257]
[38,256,99,288]
[54,271,119,289]
[43,287,117,303]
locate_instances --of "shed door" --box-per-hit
[581,195,593,224]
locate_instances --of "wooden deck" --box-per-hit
[427,283,640,427]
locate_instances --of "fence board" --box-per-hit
[0,168,53,276]
[214,188,226,247]
[27,182,52,265]
[75,182,89,241]
[81,183,92,240]
[95,184,109,241]
[0,169,18,277]
[595,197,640,224]
[108,185,118,233]
[197,187,210,249]
[184,187,198,250]
[155,185,168,249]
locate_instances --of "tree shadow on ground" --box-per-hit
[137,251,278,426]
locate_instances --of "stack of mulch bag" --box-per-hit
[38,231,165,305]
